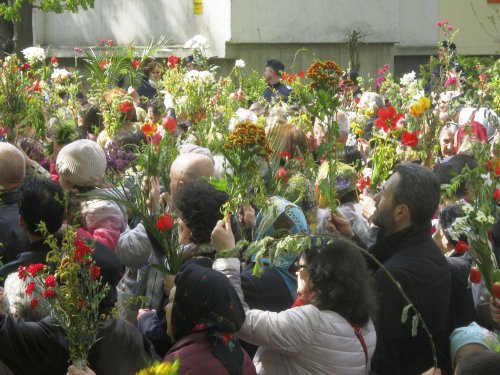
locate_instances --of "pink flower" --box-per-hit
[444,76,457,87]
[377,64,389,76]
[479,74,487,82]
[376,76,386,88]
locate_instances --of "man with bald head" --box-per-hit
[0,143,29,263]
[117,150,215,312]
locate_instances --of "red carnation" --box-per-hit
[99,39,105,45]
[401,130,420,147]
[44,275,56,288]
[454,241,469,253]
[19,63,31,71]
[119,100,134,113]
[50,57,58,64]
[18,265,28,281]
[162,116,177,134]
[78,300,88,309]
[27,263,45,277]
[356,176,371,192]
[30,297,38,310]
[156,213,174,232]
[25,281,36,296]
[90,266,101,281]
[43,288,56,299]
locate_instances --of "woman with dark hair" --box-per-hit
[164,263,257,374]
[137,61,162,99]
[211,225,377,375]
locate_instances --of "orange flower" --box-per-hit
[141,122,157,137]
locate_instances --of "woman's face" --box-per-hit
[166,286,176,340]
[149,67,162,82]
[440,129,456,157]
[295,254,311,295]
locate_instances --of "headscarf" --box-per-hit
[171,264,245,375]
[252,196,310,299]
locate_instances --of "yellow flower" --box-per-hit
[354,128,364,136]
[136,359,180,375]
[418,96,431,110]
[409,101,425,117]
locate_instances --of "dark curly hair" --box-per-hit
[305,235,377,326]
[174,179,229,245]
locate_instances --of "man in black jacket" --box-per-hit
[0,143,29,264]
[368,163,451,375]
[0,177,64,283]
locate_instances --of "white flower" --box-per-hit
[184,34,207,50]
[475,211,488,223]
[235,59,245,68]
[22,47,46,62]
[462,202,474,215]
[481,173,493,187]
[229,108,257,131]
[400,71,416,86]
[51,68,71,83]
[184,70,214,84]
[488,215,496,224]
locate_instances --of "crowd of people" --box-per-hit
[0,35,499,375]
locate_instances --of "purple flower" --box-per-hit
[105,141,137,173]
[74,47,83,55]
[376,76,386,88]
[336,177,351,191]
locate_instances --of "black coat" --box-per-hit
[0,238,53,285]
[0,315,153,375]
[369,224,451,375]
[0,191,29,264]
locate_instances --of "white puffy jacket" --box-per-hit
[213,258,376,375]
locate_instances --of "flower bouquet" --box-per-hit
[18,227,110,369]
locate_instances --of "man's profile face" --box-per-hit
[264,66,276,84]
[371,173,400,230]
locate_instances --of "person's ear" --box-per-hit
[393,203,410,225]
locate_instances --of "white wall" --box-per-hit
[230,0,438,46]
[33,0,231,57]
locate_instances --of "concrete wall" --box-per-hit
[33,0,231,57]
[440,0,500,55]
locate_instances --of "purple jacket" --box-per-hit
[165,332,257,375]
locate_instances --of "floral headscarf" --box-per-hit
[172,264,245,375]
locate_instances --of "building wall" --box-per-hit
[440,0,500,55]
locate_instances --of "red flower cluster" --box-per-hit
[90,265,101,281]
[26,281,36,295]
[43,288,56,299]
[99,39,113,47]
[30,297,38,310]
[98,60,110,70]
[19,63,31,71]
[356,176,371,192]
[281,71,305,84]
[162,116,177,134]
[119,100,134,113]
[73,239,93,263]
[401,130,420,147]
[375,106,404,133]
[167,55,180,69]
[44,275,56,288]
[19,263,45,280]
[156,213,174,232]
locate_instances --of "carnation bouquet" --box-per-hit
[19,227,110,369]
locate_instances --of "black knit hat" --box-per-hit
[265,59,285,74]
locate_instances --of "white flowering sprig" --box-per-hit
[446,140,500,294]
[21,47,46,63]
